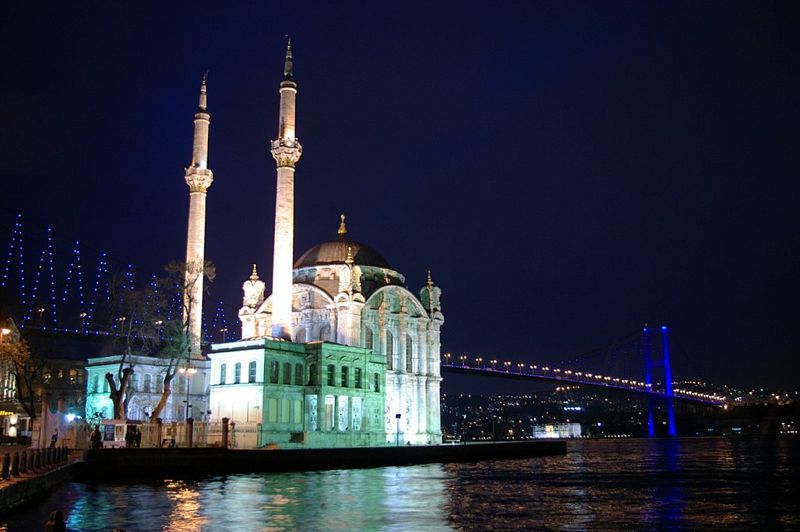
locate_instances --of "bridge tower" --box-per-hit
[269,38,302,339]
[643,324,677,436]
[183,74,214,356]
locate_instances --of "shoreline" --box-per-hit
[76,440,567,481]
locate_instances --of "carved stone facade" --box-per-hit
[235,233,444,445]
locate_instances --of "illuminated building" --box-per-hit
[209,42,444,446]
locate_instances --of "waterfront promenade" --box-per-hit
[0,445,75,514]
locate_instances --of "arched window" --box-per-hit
[355,368,362,388]
[385,330,394,370]
[364,327,373,350]
[319,325,331,342]
[327,365,335,386]
[91,375,99,393]
[156,376,164,393]
[248,361,257,383]
[341,366,349,387]
[295,364,303,385]
[130,373,139,392]
[219,363,227,385]
[406,335,413,372]
[143,374,152,393]
[283,362,292,384]
[308,364,317,386]
[373,372,380,392]
[270,361,279,383]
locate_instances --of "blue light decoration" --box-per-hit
[25,227,53,323]
[60,241,86,327]
[661,324,677,437]
[87,252,109,327]
[1,214,27,308]
[210,299,228,342]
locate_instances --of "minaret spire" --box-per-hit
[283,37,293,80]
[270,40,302,339]
[184,73,214,357]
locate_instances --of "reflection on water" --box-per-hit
[2,438,798,530]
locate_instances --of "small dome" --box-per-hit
[294,238,393,269]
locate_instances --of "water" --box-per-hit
[2,437,798,531]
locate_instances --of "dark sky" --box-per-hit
[1,2,798,389]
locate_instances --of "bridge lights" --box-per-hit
[459,355,467,366]
[475,357,483,367]
[444,353,452,365]
[503,361,511,372]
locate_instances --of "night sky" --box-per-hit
[1,3,798,389]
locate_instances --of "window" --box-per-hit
[355,368,362,388]
[270,361,279,383]
[341,366,349,387]
[143,374,152,393]
[295,364,303,385]
[234,362,241,384]
[130,374,139,392]
[156,377,163,393]
[308,364,317,386]
[373,372,380,392]
[248,361,257,383]
[385,330,394,370]
[406,335,413,372]
[283,362,292,385]
[327,365,335,386]
[220,363,227,384]
[91,375,99,393]
[364,327,373,350]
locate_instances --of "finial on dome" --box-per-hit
[283,36,293,80]
[250,263,259,280]
[338,213,347,238]
[345,245,354,265]
[427,270,434,287]
[198,70,208,111]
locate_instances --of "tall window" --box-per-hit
[373,372,380,392]
[364,327,373,350]
[355,368,362,388]
[406,335,413,372]
[319,325,331,342]
[283,362,292,384]
[308,364,317,385]
[341,366,349,387]
[327,365,335,386]
[248,361,257,383]
[220,363,227,385]
[385,330,394,370]
[270,361,279,383]
[143,374,152,393]
[234,362,241,384]
[295,364,303,385]
[91,375,99,393]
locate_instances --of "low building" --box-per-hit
[85,354,210,423]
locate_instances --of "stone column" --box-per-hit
[184,76,213,356]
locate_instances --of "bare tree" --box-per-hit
[0,337,45,421]
[145,260,214,421]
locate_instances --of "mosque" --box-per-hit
[197,42,444,447]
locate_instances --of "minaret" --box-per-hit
[183,73,213,356]
[269,39,302,339]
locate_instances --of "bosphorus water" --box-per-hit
[2,437,798,530]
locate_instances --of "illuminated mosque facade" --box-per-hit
[207,42,444,447]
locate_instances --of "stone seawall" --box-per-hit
[77,440,566,481]
[0,462,78,515]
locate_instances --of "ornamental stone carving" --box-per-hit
[270,138,303,168]
[184,167,214,193]
[242,265,265,308]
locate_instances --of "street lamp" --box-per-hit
[79,312,87,332]
[220,327,228,342]
[37,308,45,327]
[178,366,198,420]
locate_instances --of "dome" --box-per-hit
[294,238,393,269]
